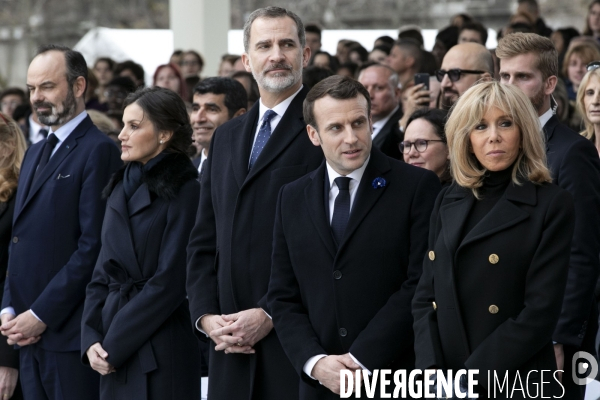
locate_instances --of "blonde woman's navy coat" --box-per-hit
[81,154,201,399]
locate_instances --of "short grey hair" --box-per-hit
[243,6,306,53]
[358,64,399,92]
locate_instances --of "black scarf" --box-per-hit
[122,152,169,200]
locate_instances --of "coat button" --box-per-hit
[489,305,499,314]
[333,270,342,280]
[339,328,347,337]
[432,301,437,311]
[489,254,499,264]
[428,251,435,261]
[12,237,18,244]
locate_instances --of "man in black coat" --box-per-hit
[267,75,440,399]
[186,6,323,400]
[0,45,122,399]
[498,32,600,400]
[358,64,403,160]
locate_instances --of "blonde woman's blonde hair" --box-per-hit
[0,112,27,202]
[446,81,551,197]
[576,67,600,141]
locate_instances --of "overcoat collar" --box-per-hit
[439,178,537,257]
[304,148,392,259]
[543,115,560,152]
[230,86,309,188]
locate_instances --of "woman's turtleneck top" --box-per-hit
[460,166,513,242]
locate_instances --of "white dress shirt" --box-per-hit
[0,110,88,323]
[248,85,304,165]
[371,106,399,140]
[303,157,372,381]
[539,107,553,129]
[197,148,208,174]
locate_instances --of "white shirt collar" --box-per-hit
[326,155,370,188]
[372,106,399,139]
[539,107,553,129]
[49,110,88,143]
[258,85,303,122]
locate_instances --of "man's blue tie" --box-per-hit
[331,177,351,246]
[249,110,277,170]
[33,133,59,182]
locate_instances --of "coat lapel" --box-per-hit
[244,87,308,185]
[458,181,534,250]
[230,103,259,188]
[543,115,559,153]
[13,144,44,221]
[127,183,153,217]
[304,163,336,258]
[439,186,473,257]
[107,184,144,278]
[338,150,391,252]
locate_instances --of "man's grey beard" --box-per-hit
[251,63,302,93]
[35,87,77,126]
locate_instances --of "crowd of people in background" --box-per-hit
[0,0,600,399]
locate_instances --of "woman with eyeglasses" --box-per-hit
[413,81,574,398]
[401,108,451,186]
[577,63,600,154]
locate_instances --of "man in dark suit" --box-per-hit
[186,7,323,400]
[498,32,600,400]
[0,45,122,400]
[190,77,247,175]
[267,75,440,399]
[357,64,403,160]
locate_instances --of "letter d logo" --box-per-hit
[572,351,599,385]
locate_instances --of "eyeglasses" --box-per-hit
[435,69,485,82]
[587,61,600,72]
[399,139,445,154]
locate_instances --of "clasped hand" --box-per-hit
[86,343,115,375]
[201,308,273,355]
[0,311,45,347]
[312,354,362,395]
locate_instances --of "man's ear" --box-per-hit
[241,53,252,73]
[234,108,246,117]
[73,76,86,98]
[302,46,311,68]
[545,75,558,96]
[306,124,321,147]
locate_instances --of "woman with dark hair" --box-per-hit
[81,87,200,399]
[0,112,26,400]
[402,108,451,186]
[152,63,188,101]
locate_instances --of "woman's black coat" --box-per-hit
[413,179,575,398]
[81,154,201,399]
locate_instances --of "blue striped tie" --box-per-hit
[249,110,277,170]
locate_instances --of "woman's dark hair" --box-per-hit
[123,87,193,156]
[407,108,448,143]
[94,57,115,71]
[309,51,340,72]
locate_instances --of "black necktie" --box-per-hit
[34,133,59,182]
[200,159,207,180]
[38,128,48,139]
[331,177,351,246]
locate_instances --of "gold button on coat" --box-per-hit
[432,301,437,310]
[489,305,499,314]
[489,254,499,264]
[429,251,435,261]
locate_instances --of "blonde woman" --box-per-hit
[0,112,26,400]
[577,66,600,153]
[413,82,574,398]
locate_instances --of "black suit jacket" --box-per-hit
[186,86,324,400]
[267,150,440,399]
[413,181,575,397]
[3,115,122,352]
[0,195,17,369]
[544,116,600,350]
[82,154,200,399]
[372,107,403,160]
